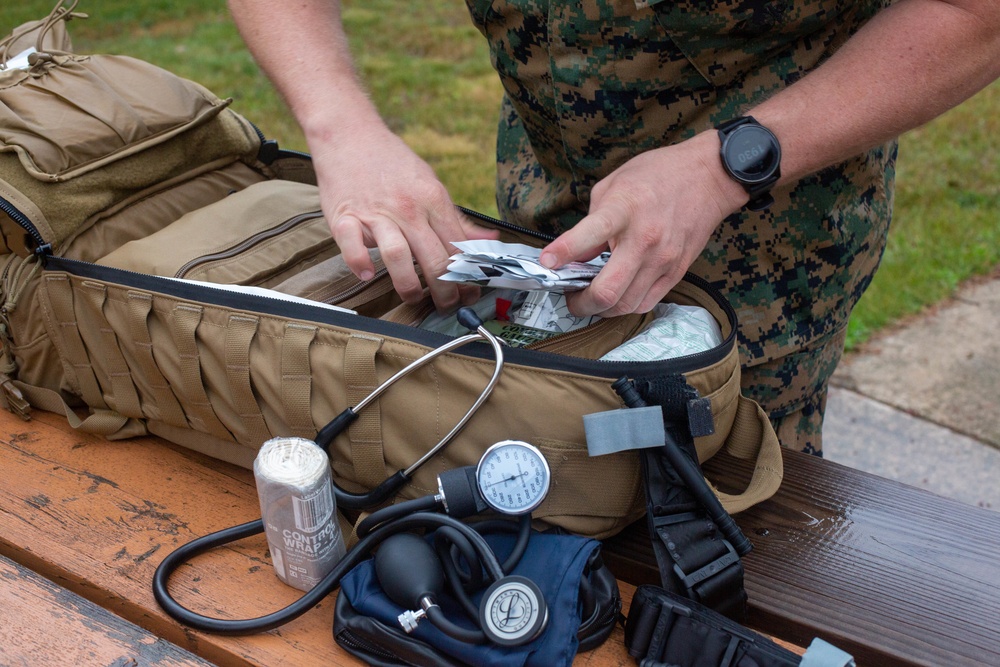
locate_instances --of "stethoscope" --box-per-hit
[153,308,554,646]
[357,439,552,646]
[315,306,505,510]
[153,442,553,645]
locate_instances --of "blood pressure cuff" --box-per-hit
[333,530,621,667]
[625,584,855,667]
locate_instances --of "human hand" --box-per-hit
[538,131,749,317]
[310,119,498,311]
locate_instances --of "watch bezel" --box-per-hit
[718,123,782,186]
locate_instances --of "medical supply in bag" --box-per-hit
[440,239,607,291]
[511,289,599,332]
[600,302,724,362]
[419,288,597,346]
[0,6,783,548]
[254,436,346,591]
[154,434,621,665]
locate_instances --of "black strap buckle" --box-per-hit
[672,540,742,608]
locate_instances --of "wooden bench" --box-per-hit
[1,406,997,666]
[0,409,641,666]
[603,451,1000,666]
[0,552,212,666]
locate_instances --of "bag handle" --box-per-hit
[712,394,784,514]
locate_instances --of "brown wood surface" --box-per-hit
[0,553,213,666]
[602,448,1000,667]
[0,409,636,666]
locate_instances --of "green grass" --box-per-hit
[5,2,998,348]
[845,85,1000,348]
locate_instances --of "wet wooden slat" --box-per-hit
[0,553,213,666]
[602,449,1000,667]
[0,409,637,666]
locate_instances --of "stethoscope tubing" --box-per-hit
[316,316,505,510]
[152,511,507,635]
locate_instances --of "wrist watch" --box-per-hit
[716,116,782,211]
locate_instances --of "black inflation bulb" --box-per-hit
[375,532,445,609]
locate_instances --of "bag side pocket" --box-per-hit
[269,253,401,319]
[97,180,337,288]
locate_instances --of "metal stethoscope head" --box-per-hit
[314,306,505,510]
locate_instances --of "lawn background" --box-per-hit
[5,1,998,349]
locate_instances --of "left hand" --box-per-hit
[539,131,749,317]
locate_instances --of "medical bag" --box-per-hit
[0,8,782,541]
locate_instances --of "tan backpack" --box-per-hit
[0,8,781,539]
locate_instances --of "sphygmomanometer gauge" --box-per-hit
[475,440,550,516]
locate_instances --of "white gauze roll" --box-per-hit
[253,437,346,592]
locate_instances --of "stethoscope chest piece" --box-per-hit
[478,575,548,646]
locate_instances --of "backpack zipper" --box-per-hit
[172,210,325,278]
[325,266,390,305]
[0,195,48,255]
[457,205,556,243]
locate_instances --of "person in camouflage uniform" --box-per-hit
[229,0,1000,454]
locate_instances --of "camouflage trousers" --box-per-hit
[742,325,849,456]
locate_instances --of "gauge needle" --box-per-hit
[487,471,527,487]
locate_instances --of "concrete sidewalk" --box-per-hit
[823,274,1000,511]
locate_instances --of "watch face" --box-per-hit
[722,124,781,184]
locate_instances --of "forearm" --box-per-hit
[549,0,999,316]
[228,0,496,310]
[226,0,385,143]
[751,0,1000,185]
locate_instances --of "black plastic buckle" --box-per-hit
[672,540,740,601]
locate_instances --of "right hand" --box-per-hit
[309,120,498,312]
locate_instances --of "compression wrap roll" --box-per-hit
[254,436,346,592]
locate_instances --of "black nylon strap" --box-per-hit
[613,375,749,620]
[625,585,801,667]
[641,444,748,619]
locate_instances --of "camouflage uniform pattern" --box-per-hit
[464,0,896,453]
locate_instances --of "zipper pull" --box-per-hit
[33,243,52,265]
[257,139,280,165]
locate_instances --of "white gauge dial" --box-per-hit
[475,440,550,515]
